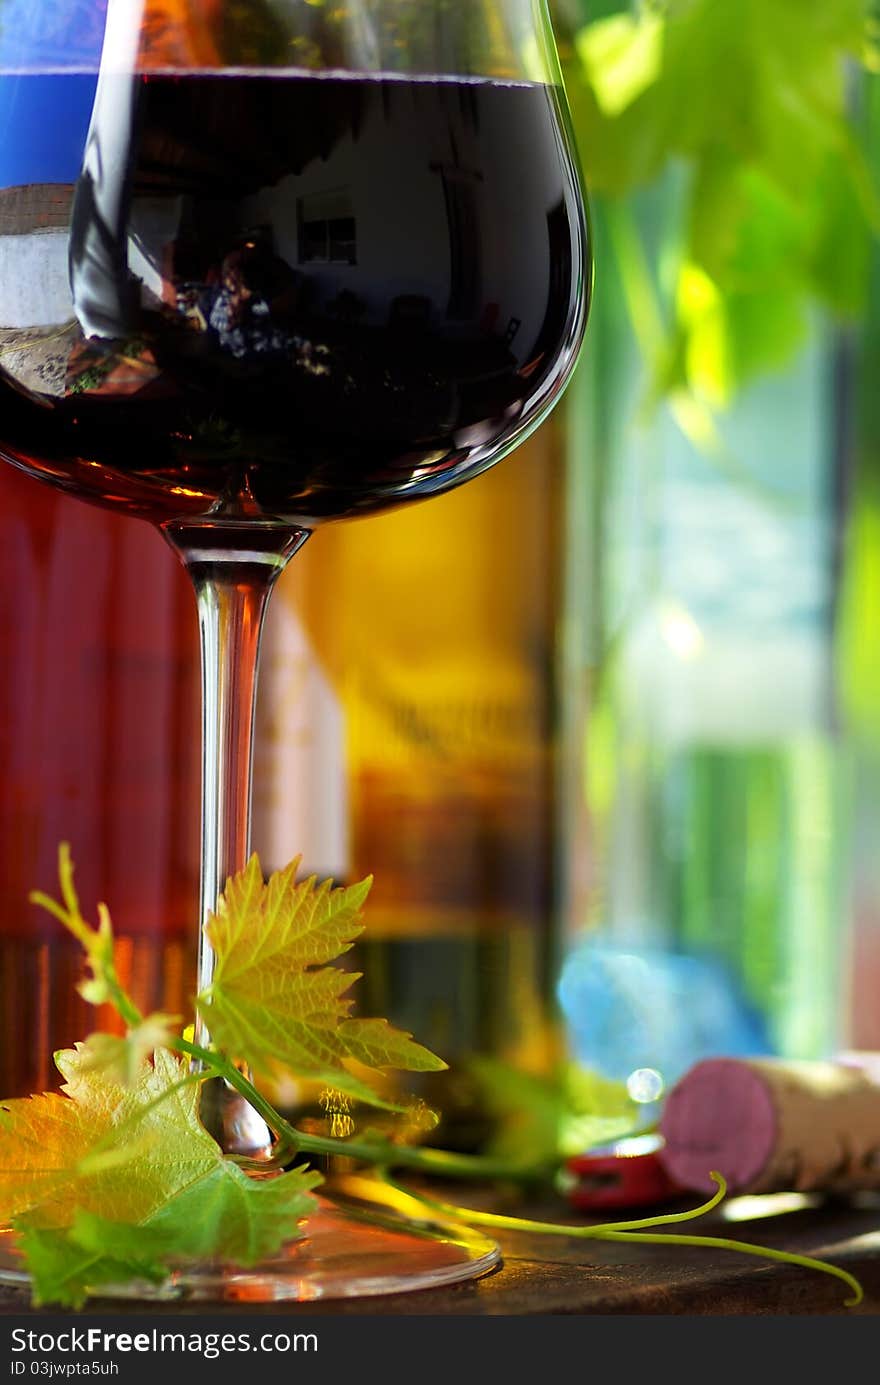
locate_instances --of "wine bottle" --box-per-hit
[255,421,567,1149]
[0,462,201,1098]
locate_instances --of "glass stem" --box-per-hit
[164,521,309,1152]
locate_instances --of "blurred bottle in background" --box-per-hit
[255,422,568,1149]
[0,5,202,1102]
[556,195,852,1102]
[0,463,201,1098]
[835,77,880,1056]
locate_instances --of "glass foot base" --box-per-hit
[0,1177,501,1304]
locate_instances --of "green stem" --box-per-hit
[380,1173,864,1308]
[103,967,143,1031]
[168,1036,546,1183]
[380,1169,727,1239]
[593,1231,863,1308]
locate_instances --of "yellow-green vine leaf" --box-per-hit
[17,1221,171,1310]
[78,1014,181,1087]
[1,1047,320,1307]
[198,854,447,1109]
[21,1154,322,1311]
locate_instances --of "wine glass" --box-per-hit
[0,0,590,1300]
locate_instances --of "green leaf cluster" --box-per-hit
[0,848,443,1306]
[198,854,447,1108]
[1,1048,319,1307]
[559,0,877,403]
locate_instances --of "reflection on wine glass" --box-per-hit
[0,0,590,1300]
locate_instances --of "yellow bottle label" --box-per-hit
[268,423,562,938]
[252,596,349,882]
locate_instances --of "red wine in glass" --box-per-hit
[0,70,587,528]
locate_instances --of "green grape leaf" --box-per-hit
[198,854,447,1109]
[16,1221,170,1311]
[20,1156,322,1311]
[1,1047,321,1307]
[140,1161,320,1261]
[0,1050,162,1226]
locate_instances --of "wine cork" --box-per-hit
[658,1056,880,1196]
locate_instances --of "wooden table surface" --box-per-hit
[2,1186,879,1317]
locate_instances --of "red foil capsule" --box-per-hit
[565,1134,686,1211]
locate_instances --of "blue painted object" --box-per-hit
[557,940,773,1091]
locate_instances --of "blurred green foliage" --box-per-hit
[554,0,878,408]
[469,1056,643,1169]
[834,75,880,742]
